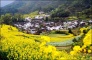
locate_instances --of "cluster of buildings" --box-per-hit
[14,16,92,34]
[13,11,92,34]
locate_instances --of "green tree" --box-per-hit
[2,13,12,25]
[51,9,70,21]
[13,13,24,22]
[0,15,4,24]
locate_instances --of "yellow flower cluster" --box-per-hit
[83,29,92,46]
[80,27,88,33]
[41,36,50,42]
[0,25,78,60]
[70,29,92,55]
[82,29,92,53]
[73,46,82,52]
[70,46,82,55]
[0,25,92,60]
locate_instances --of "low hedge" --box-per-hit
[50,30,69,35]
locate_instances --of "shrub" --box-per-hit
[54,30,69,35]
[83,30,87,34]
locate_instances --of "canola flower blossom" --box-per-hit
[70,29,92,55]
[0,25,92,60]
[83,29,92,46]
[73,46,82,52]
[0,25,77,60]
[41,36,50,42]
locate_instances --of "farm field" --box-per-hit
[0,24,92,60]
[0,0,92,60]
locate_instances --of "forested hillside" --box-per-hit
[0,0,65,14]
[51,0,92,20]
[0,0,92,19]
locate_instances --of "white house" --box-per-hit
[25,17,32,22]
[35,15,44,19]
[39,11,44,15]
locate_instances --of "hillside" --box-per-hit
[51,0,92,20]
[0,0,92,20]
[0,0,65,14]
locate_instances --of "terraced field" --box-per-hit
[0,25,92,60]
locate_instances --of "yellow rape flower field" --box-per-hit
[0,25,92,60]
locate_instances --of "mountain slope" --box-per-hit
[1,0,92,20]
[1,0,66,14]
[50,0,92,19]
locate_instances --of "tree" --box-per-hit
[51,9,70,21]
[0,15,4,24]
[13,13,24,22]
[2,13,12,25]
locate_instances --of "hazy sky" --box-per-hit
[1,0,14,7]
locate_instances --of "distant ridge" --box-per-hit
[0,0,92,16]
[1,0,65,14]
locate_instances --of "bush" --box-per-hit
[72,38,78,42]
[54,30,69,35]
[83,30,87,34]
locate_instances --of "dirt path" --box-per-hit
[55,45,72,51]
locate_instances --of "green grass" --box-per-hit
[48,34,74,42]
[48,34,67,37]
[68,16,78,20]
[30,34,75,42]
[47,39,74,46]
[23,11,39,18]
[50,37,74,42]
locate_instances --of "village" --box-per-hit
[1,0,92,60]
[13,12,92,35]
